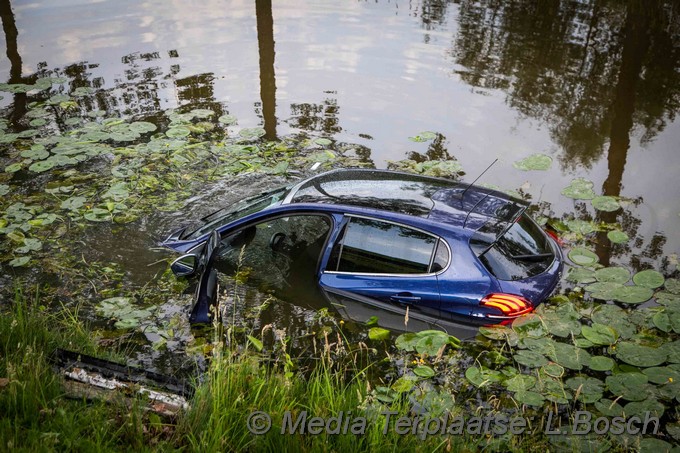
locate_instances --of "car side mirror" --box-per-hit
[170,254,198,277]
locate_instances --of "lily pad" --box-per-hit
[166,126,191,138]
[313,137,332,146]
[607,230,629,244]
[465,366,503,388]
[218,114,237,125]
[114,318,140,329]
[21,147,50,160]
[591,196,620,212]
[565,219,596,235]
[652,312,672,333]
[513,390,544,406]
[408,131,437,142]
[574,338,594,348]
[642,366,680,385]
[84,208,111,222]
[664,278,680,295]
[568,247,599,266]
[623,398,664,418]
[15,238,43,254]
[478,325,519,346]
[9,256,30,267]
[96,297,154,330]
[581,323,618,346]
[29,160,55,173]
[606,373,654,401]
[591,305,636,339]
[0,184,9,196]
[513,154,552,171]
[505,374,536,392]
[594,267,630,284]
[415,330,451,355]
[538,305,581,338]
[541,363,564,378]
[129,121,157,133]
[565,376,604,403]
[638,438,673,453]
[588,356,615,371]
[595,398,624,417]
[368,327,390,341]
[395,330,455,355]
[615,342,667,367]
[512,313,547,338]
[661,340,680,363]
[395,333,418,351]
[61,196,87,211]
[561,178,596,200]
[189,108,214,118]
[612,285,654,304]
[632,269,665,289]
[5,163,22,173]
[535,378,572,404]
[309,150,336,162]
[586,281,624,300]
[566,267,596,284]
[519,337,555,355]
[413,365,435,378]
[239,127,266,140]
[546,342,591,371]
[513,350,548,368]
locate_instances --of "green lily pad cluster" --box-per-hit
[386,159,463,178]
[513,153,552,171]
[0,77,66,94]
[395,330,461,356]
[566,239,666,304]
[0,202,57,266]
[387,330,462,393]
[95,297,156,329]
[474,297,680,428]
[561,177,596,200]
[560,178,623,211]
[0,86,371,277]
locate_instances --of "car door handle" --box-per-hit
[390,293,421,303]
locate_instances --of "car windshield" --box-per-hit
[180,186,290,240]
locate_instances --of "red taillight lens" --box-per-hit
[480,293,534,318]
[544,229,563,246]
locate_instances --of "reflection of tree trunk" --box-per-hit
[256,0,277,141]
[595,1,651,265]
[0,0,27,123]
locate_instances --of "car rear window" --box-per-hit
[471,214,554,281]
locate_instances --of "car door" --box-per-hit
[319,215,448,318]
[214,213,333,307]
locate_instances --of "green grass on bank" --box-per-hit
[0,288,543,452]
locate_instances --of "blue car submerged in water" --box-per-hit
[163,169,563,326]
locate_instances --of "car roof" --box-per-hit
[283,168,528,233]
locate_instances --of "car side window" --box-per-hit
[216,214,331,290]
[327,217,442,274]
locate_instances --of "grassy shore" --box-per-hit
[0,289,562,452]
[9,286,673,453]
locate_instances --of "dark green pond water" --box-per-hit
[1,0,679,375]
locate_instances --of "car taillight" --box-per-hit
[480,293,534,318]
[544,229,563,246]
